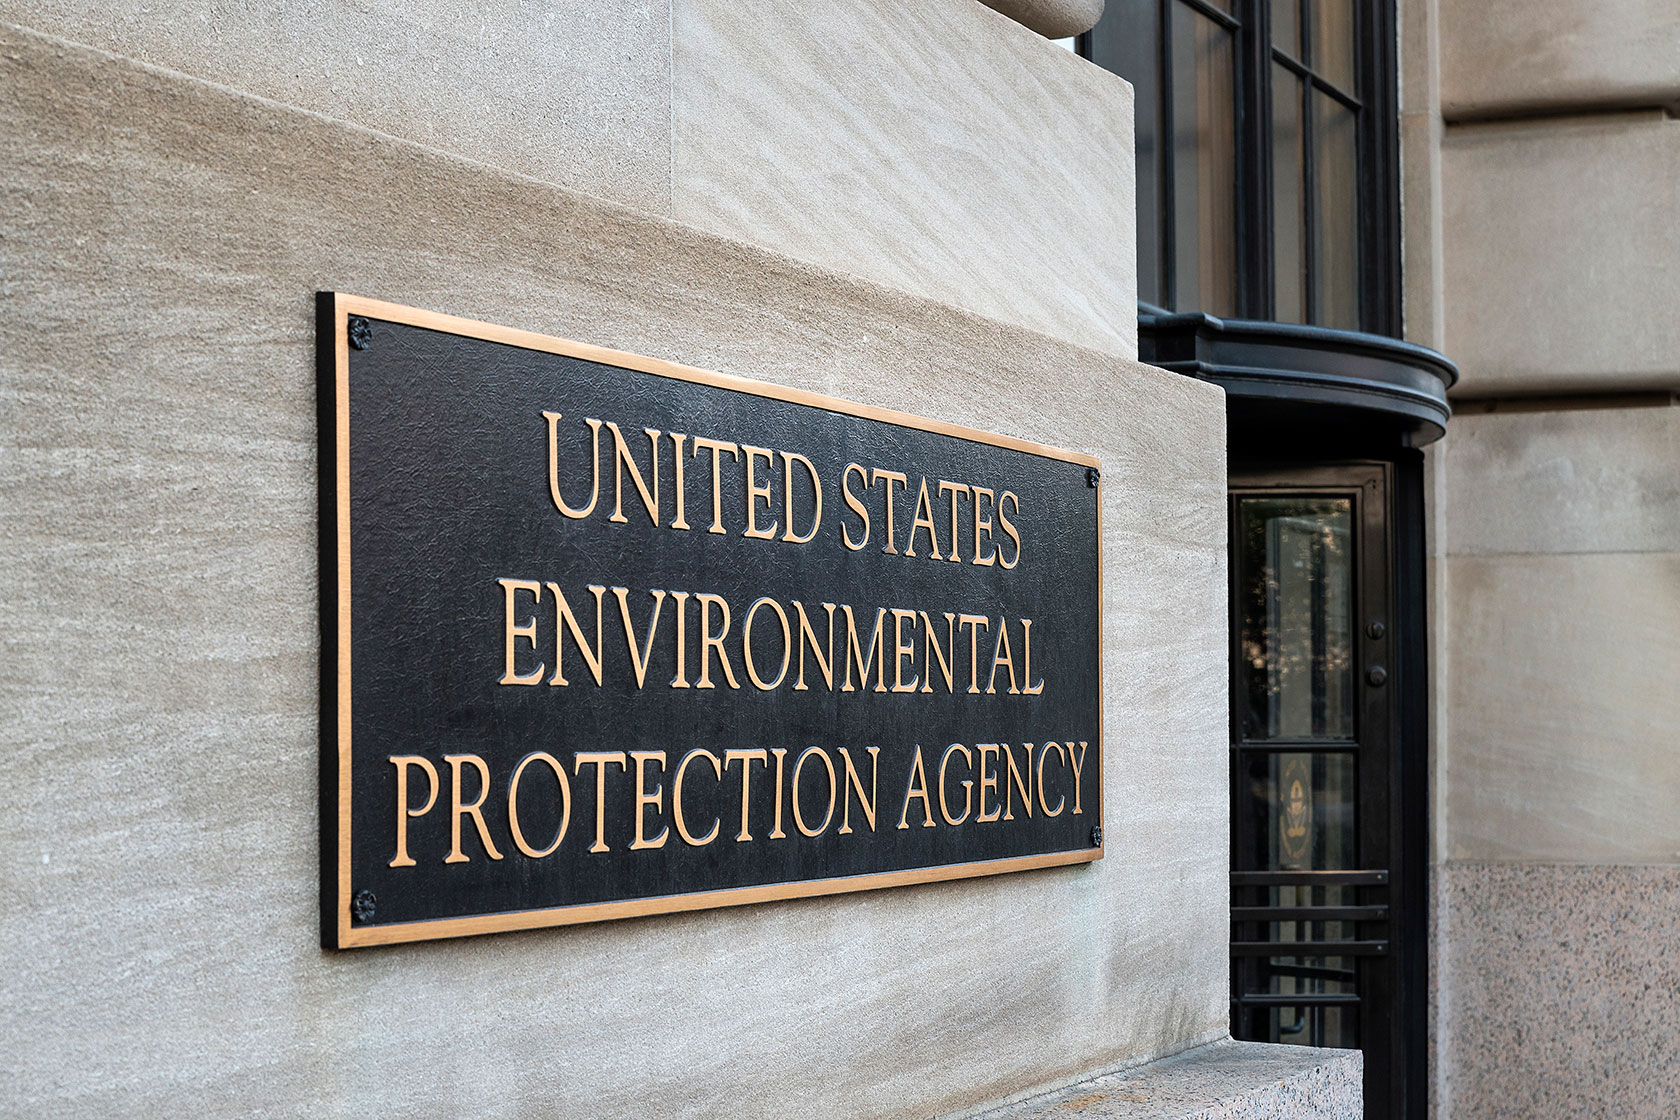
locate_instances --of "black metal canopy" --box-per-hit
[1139,305,1458,446]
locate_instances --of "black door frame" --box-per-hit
[1226,453,1428,1119]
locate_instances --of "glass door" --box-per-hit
[1228,462,1412,1119]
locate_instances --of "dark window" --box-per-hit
[1083,0,1400,335]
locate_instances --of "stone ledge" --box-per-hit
[964,1039,1362,1119]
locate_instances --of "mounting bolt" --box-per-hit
[1367,666,1389,687]
[347,316,373,351]
[351,889,377,924]
[1086,467,1100,488]
[1090,825,1103,848]
[1366,621,1386,640]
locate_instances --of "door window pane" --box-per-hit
[1314,93,1359,330]
[1244,751,1356,870]
[1171,7,1236,315]
[1238,498,1355,739]
[1271,65,1305,323]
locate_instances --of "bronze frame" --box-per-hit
[323,292,1105,948]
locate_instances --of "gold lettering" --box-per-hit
[891,607,920,693]
[769,747,789,839]
[842,605,888,693]
[971,485,997,565]
[607,422,660,525]
[695,592,741,689]
[897,746,936,829]
[545,583,607,687]
[669,432,690,530]
[743,596,792,690]
[997,490,1022,569]
[612,587,667,689]
[987,616,1019,695]
[673,749,722,847]
[388,755,439,867]
[1036,742,1067,817]
[670,590,691,688]
[792,600,837,691]
[742,445,778,539]
[629,750,670,850]
[904,478,939,558]
[1003,742,1034,820]
[1069,740,1090,815]
[958,614,990,694]
[871,469,909,555]
[921,611,956,693]
[444,753,504,863]
[841,463,871,551]
[792,747,836,837]
[937,480,970,563]
[575,751,628,852]
[938,743,974,826]
[508,751,571,858]
[1020,618,1046,695]
[497,577,545,685]
[781,451,822,544]
[976,742,1001,822]
[837,746,880,834]
[543,411,602,519]
[725,748,769,841]
[692,436,741,535]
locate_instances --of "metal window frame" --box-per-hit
[1083,0,1402,336]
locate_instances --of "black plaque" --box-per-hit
[320,293,1103,947]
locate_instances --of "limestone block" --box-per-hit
[1445,553,1680,863]
[1442,111,1680,395]
[0,24,1226,1119]
[672,0,1139,360]
[1399,110,1445,352]
[0,0,675,214]
[1439,0,1680,119]
[1442,406,1680,556]
[1440,862,1680,1117]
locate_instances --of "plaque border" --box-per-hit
[319,291,1105,948]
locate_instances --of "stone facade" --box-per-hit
[1406,0,1680,1114]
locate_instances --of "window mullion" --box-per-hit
[1158,0,1177,310]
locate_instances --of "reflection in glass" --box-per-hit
[1246,751,1356,870]
[1271,64,1305,323]
[1092,0,1162,306]
[1270,0,1299,57]
[1238,498,1354,739]
[1314,93,1359,329]
[1313,0,1357,93]
[1171,7,1236,316]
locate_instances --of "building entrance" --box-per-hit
[1227,460,1425,1119]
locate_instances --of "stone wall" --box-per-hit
[2,0,1139,360]
[0,8,1239,1118]
[1406,1,1680,1113]
[1429,404,1680,1118]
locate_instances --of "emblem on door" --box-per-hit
[1279,756,1313,865]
